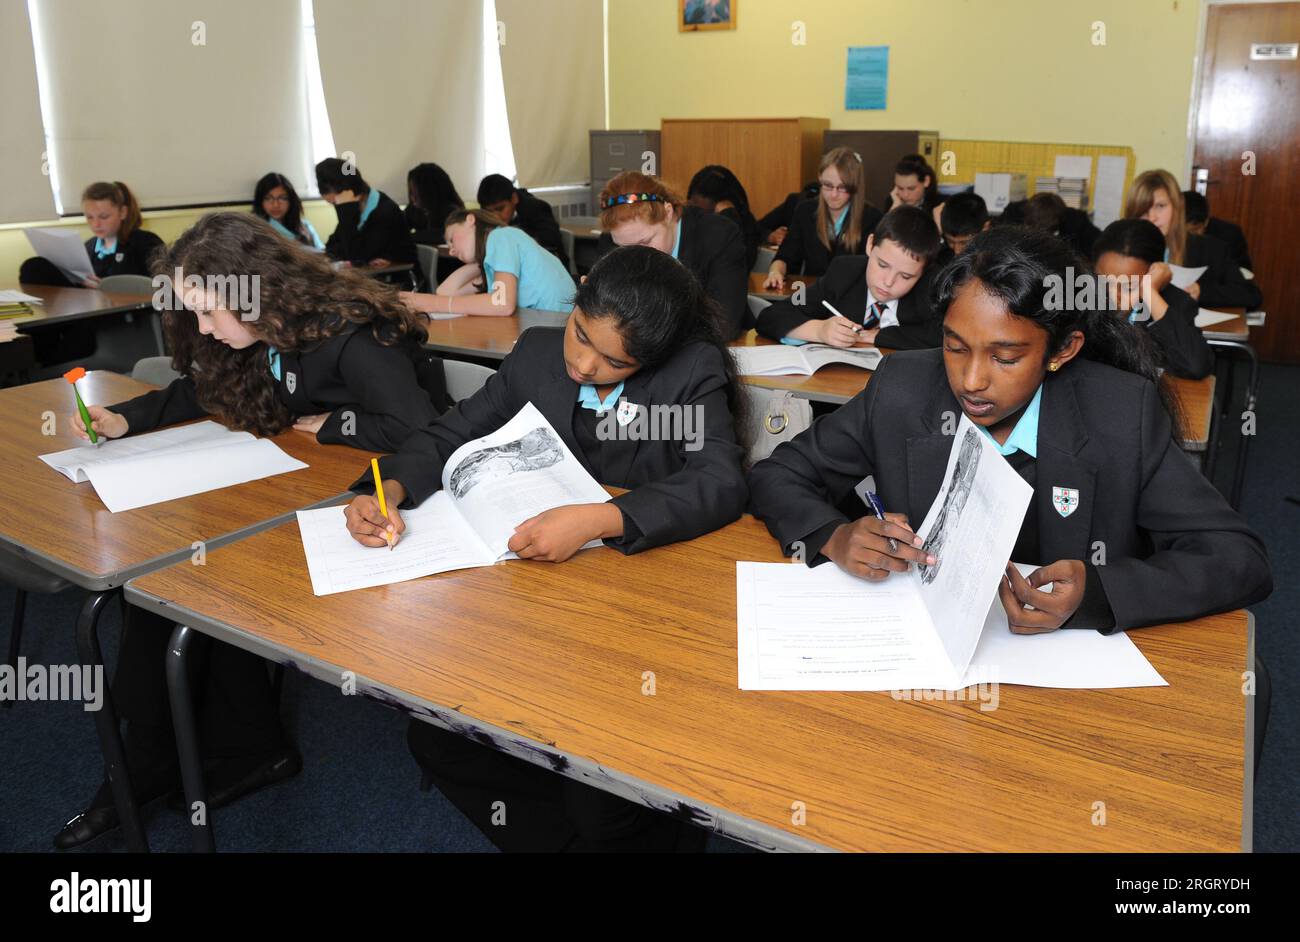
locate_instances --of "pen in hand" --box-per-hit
[865,491,900,554]
[371,457,395,551]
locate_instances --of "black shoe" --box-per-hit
[53,806,119,850]
[205,747,302,810]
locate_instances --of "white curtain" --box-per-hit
[313,0,486,203]
[0,0,56,222]
[496,0,605,187]
[27,0,311,211]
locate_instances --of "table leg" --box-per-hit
[166,623,215,852]
[74,588,149,853]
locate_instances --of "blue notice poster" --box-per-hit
[846,46,889,110]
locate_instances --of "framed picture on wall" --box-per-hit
[679,0,736,32]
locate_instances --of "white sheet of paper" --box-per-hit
[440,401,609,557]
[39,421,245,482]
[426,312,465,320]
[1169,265,1208,289]
[83,437,306,512]
[1092,155,1128,229]
[1053,155,1093,180]
[914,414,1034,676]
[24,227,95,283]
[297,492,496,596]
[0,290,42,304]
[1194,308,1237,328]
[736,561,953,691]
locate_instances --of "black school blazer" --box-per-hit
[364,326,748,555]
[1143,283,1214,379]
[112,323,445,451]
[513,189,570,271]
[1183,232,1261,310]
[775,198,883,277]
[597,204,750,339]
[85,229,165,279]
[326,191,417,266]
[747,348,1271,631]
[756,254,939,350]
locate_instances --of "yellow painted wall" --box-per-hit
[608,0,1200,183]
[1,203,338,284]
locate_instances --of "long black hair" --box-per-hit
[573,245,747,445]
[407,162,464,237]
[252,172,310,245]
[932,226,1182,432]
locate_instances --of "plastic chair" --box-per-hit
[0,549,72,708]
[97,274,155,295]
[416,244,439,292]
[130,356,181,387]
[443,359,496,403]
[559,229,578,278]
[753,246,776,275]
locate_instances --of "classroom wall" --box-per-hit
[1,203,338,283]
[607,0,1201,189]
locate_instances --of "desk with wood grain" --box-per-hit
[0,371,379,851]
[127,511,1253,853]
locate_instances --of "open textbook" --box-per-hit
[736,412,1164,691]
[39,421,307,513]
[24,228,96,284]
[732,343,882,377]
[297,402,611,595]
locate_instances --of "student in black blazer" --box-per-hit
[345,246,748,852]
[19,180,164,287]
[1022,192,1101,261]
[316,157,416,267]
[757,180,819,244]
[594,171,749,338]
[404,162,465,246]
[749,227,1270,633]
[766,147,883,288]
[52,213,448,850]
[1094,219,1214,379]
[884,153,944,213]
[1124,169,1261,310]
[687,164,762,271]
[476,173,570,271]
[1184,189,1253,271]
[757,206,942,350]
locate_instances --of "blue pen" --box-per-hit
[865,491,900,554]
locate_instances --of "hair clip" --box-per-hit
[602,192,665,209]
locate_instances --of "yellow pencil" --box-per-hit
[371,457,395,550]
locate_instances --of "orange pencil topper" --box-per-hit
[63,367,87,384]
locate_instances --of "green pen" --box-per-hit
[63,367,98,444]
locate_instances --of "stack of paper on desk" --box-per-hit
[39,421,307,512]
[297,401,611,595]
[736,413,1166,691]
[1193,309,1237,328]
[732,343,881,377]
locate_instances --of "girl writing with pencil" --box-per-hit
[52,211,449,850]
[345,245,749,851]
[401,208,575,317]
[748,226,1270,634]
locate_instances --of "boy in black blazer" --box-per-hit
[1184,190,1253,271]
[477,173,570,271]
[757,205,942,350]
[316,158,416,267]
[749,227,1270,633]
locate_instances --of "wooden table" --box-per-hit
[421,308,569,361]
[0,371,379,851]
[1201,307,1250,342]
[2,283,153,330]
[748,272,818,301]
[127,512,1254,852]
[1166,374,1216,452]
[2,283,160,378]
[559,220,603,241]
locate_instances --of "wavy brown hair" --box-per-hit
[152,212,426,435]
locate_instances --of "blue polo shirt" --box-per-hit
[979,385,1042,457]
[483,227,575,313]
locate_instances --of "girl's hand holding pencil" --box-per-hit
[66,405,128,442]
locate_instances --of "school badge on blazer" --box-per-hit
[616,399,637,427]
[1052,486,1079,518]
[285,371,297,394]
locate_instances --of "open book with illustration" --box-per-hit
[297,402,610,595]
[736,412,1165,691]
[731,343,882,377]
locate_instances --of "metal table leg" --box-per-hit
[167,623,215,852]
[74,588,149,853]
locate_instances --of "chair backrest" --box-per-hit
[559,229,577,277]
[443,359,497,402]
[416,244,439,291]
[98,274,154,295]
[747,294,772,325]
[130,356,181,387]
[753,245,776,275]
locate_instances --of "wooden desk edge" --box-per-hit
[1243,609,1256,853]
[121,581,835,854]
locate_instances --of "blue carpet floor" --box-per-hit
[2,363,1296,853]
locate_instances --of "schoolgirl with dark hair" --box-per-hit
[687,163,761,271]
[252,172,323,249]
[749,225,1270,634]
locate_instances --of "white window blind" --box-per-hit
[27,0,312,211]
[1,1,56,223]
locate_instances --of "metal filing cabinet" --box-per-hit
[590,130,661,209]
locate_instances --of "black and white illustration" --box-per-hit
[919,427,981,585]
[448,427,565,499]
